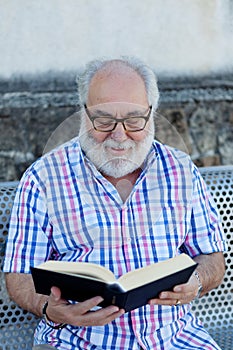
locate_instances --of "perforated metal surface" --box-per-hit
[0,182,39,350]
[192,166,233,350]
[0,166,232,349]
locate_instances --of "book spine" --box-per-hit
[112,292,129,310]
[103,284,128,309]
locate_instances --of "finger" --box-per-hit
[151,288,195,305]
[173,283,199,301]
[49,286,69,306]
[149,291,184,305]
[173,282,193,293]
[75,296,104,314]
[95,308,125,326]
[46,288,70,324]
[50,286,62,301]
[80,306,125,327]
[160,290,190,301]
[148,297,179,306]
[160,291,178,300]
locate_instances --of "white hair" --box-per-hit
[76,56,160,110]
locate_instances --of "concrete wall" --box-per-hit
[1,0,233,78]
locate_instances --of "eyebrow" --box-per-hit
[126,110,147,117]
[92,109,113,117]
[91,109,147,118]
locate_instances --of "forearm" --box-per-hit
[193,252,225,297]
[5,273,124,327]
[5,272,47,317]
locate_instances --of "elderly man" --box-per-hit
[4,57,226,349]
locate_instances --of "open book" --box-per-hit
[31,254,197,312]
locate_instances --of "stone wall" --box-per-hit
[0,73,233,182]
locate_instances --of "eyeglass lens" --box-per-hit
[93,117,147,131]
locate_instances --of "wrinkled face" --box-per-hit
[79,65,154,178]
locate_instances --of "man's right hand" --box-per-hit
[46,286,125,327]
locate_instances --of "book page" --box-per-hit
[118,254,196,291]
[37,261,116,283]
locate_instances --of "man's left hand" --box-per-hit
[148,272,199,306]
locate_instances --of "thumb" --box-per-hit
[50,286,62,302]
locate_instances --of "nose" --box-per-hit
[110,122,128,142]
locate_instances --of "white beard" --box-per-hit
[79,122,154,178]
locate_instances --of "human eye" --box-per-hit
[125,117,144,130]
[127,117,141,124]
[94,117,115,130]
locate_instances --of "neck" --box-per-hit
[103,168,142,202]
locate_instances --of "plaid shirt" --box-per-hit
[4,139,226,349]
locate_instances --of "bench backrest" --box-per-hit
[0,166,232,350]
[191,166,233,350]
[0,182,39,349]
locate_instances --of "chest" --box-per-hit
[46,175,191,273]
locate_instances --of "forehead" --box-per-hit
[87,102,149,116]
[87,63,148,107]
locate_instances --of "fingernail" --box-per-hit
[96,296,104,303]
[50,288,58,301]
[160,292,168,299]
[109,306,119,313]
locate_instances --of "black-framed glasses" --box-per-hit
[84,104,152,132]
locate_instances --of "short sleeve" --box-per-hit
[183,165,227,257]
[3,171,53,273]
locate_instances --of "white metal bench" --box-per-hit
[0,166,232,350]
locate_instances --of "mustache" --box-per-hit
[103,139,136,150]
